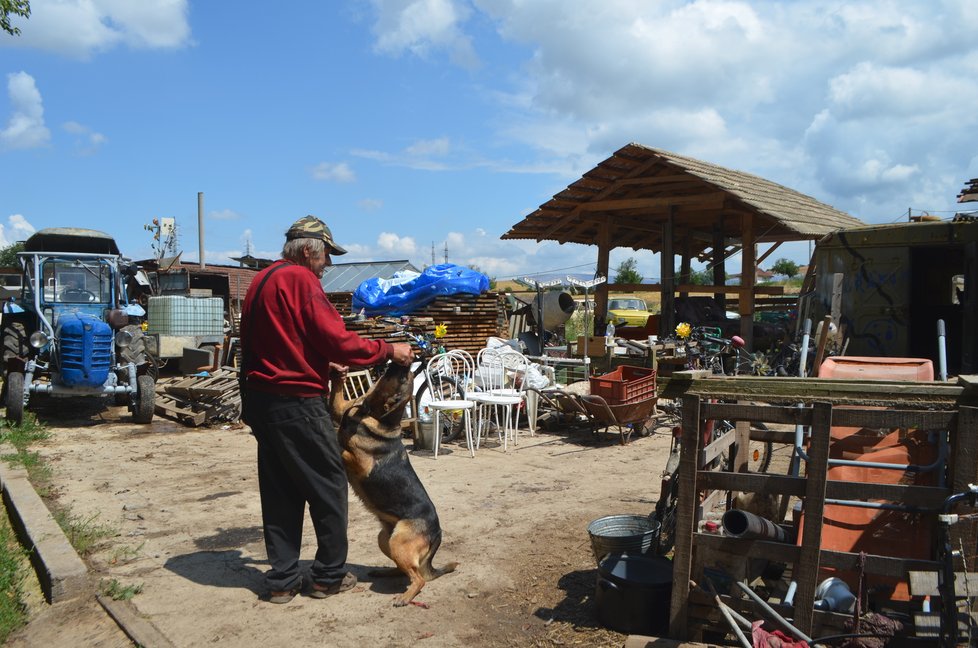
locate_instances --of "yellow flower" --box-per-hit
[434,323,448,338]
[675,322,691,339]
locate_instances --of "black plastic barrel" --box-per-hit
[595,552,673,636]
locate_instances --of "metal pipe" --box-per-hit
[937,319,947,382]
[198,191,205,269]
[793,424,948,473]
[722,509,789,542]
[735,581,814,644]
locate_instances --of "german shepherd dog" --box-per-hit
[329,362,458,606]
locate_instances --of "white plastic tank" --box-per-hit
[146,296,224,335]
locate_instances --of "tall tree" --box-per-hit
[1,0,30,36]
[613,257,643,284]
[771,258,799,278]
[0,242,23,268]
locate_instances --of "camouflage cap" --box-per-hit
[285,215,347,255]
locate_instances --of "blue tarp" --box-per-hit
[352,263,490,316]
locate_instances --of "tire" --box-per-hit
[653,452,681,555]
[133,374,155,423]
[119,326,159,381]
[2,320,28,363]
[414,380,464,443]
[4,371,24,425]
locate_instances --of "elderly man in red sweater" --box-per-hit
[240,215,413,604]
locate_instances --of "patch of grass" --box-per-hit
[51,509,115,557]
[99,578,143,601]
[0,415,52,491]
[0,508,29,641]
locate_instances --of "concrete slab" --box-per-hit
[0,450,89,603]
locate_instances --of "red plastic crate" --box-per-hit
[589,365,656,405]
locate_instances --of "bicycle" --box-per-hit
[373,317,467,445]
[936,484,978,647]
[651,326,774,554]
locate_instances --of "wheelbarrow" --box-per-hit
[578,394,658,445]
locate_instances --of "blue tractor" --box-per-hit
[1,228,156,424]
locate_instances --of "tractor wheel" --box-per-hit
[2,320,28,363]
[4,371,24,425]
[133,374,155,424]
[119,325,159,381]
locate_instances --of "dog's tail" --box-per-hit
[420,536,458,581]
[421,559,459,581]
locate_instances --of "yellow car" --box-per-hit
[607,297,650,327]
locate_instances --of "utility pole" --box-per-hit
[444,242,449,264]
[431,242,436,266]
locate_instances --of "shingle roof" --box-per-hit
[501,143,864,257]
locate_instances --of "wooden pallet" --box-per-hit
[155,367,241,427]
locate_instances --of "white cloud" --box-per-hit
[209,209,241,221]
[358,198,384,211]
[370,0,479,69]
[1,72,50,150]
[2,0,192,59]
[62,120,106,155]
[311,161,357,183]
[377,232,417,255]
[0,214,37,248]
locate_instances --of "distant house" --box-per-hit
[321,259,420,293]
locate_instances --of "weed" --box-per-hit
[108,541,145,565]
[52,509,115,557]
[100,578,143,601]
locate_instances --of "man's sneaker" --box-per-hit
[267,586,300,604]
[309,572,357,599]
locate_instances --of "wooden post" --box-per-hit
[792,401,833,636]
[739,212,755,350]
[668,393,702,639]
[595,218,611,332]
[660,207,676,338]
[713,219,725,312]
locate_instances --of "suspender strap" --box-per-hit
[240,263,288,382]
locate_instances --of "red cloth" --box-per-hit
[241,260,391,396]
[751,620,810,648]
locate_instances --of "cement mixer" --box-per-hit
[533,290,578,330]
[511,290,577,353]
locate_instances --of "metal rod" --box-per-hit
[735,580,814,644]
[937,319,948,382]
[705,579,752,648]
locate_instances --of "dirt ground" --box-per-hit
[7,397,679,648]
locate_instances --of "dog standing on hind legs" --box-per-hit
[329,362,458,606]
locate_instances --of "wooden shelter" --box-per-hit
[502,143,864,346]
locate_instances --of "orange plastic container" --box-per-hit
[799,356,938,601]
[589,365,656,405]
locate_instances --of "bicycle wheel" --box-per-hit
[414,380,465,443]
[653,451,681,555]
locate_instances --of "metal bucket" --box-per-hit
[587,514,661,564]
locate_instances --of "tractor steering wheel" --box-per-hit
[60,288,97,303]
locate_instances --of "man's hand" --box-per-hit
[388,342,414,366]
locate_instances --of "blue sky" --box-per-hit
[2,0,977,283]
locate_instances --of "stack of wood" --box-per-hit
[330,292,506,357]
[154,368,241,427]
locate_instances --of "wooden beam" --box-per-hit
[660,207,676,336]
[576,193,726,213]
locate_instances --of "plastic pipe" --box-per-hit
[798,318,812,378]
[937,319,948,382]
[721,509,789,542]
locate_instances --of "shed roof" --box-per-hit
[321,260,420,293]
[502,143,864,258]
